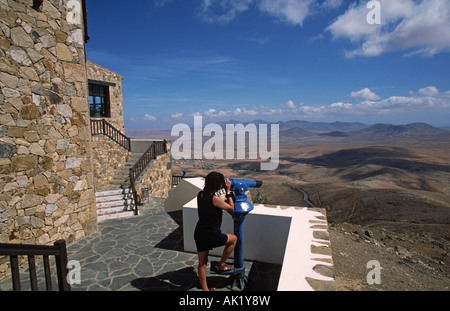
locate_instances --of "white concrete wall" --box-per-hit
[276,207,334,291]
[183,198,292,264]
[174,177,335,291]
[164,178,204,213]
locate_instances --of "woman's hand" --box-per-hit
[225,178,231,193]
[212,178,234,212]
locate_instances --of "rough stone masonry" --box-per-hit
[0,0,97,278]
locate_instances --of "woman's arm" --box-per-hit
[212,178,234,212]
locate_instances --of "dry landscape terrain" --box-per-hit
[168,121,450,290]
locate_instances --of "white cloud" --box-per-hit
[281,100,297,110]
[305,86,450,117]
[197,0,315,26]
[171,112,183,118]
[204,108,228,117]
[153,87,449,124]
[350,88,381,100]
[330,102,353,109]
[236,107,259,116]
[327,0,450,57]
[192,105,271,119]
[259,0,313,26]
[418,86,439,97]
[196,0,254,24]
[321,0,343,10]
[244,86,448,120]
[165,0,449,58]
[144,114,157,121]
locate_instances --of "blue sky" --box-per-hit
[85,0,450,129]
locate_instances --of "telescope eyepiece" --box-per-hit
[229,179,263,190]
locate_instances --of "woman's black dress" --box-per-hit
[194,192,228,252]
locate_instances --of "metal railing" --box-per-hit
[172,175,183,187]
[172,171,187,187]
[129,140,168,215]
[90,119,131,151]
[0,240,71,291]
[90,120,169,216]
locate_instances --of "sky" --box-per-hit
[85,0,450,129]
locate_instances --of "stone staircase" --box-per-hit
[96,188,135,222]
[94,140,164,222]
[108,153,143,189]
[95,152,143,222]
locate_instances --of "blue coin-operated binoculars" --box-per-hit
[214,179,263,290]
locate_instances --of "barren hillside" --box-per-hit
[173,132,450,290]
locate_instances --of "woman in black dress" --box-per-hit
[195,172,237,291]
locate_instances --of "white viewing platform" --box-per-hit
[165,177,336,291]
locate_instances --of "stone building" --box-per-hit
[0,0,171,278]
[86,60,124,132]
[1,0,96,248]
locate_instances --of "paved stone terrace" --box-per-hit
[1,198,281,291]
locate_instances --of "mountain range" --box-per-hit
[216,119,448,140]
[277,121,448,140]
[126,120,449,140]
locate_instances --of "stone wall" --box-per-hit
[0,0,96,270]
[134,147,172,201]
[86,60,124,132]
[91,135,130,189]
[0,0,173,281]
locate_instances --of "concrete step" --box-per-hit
[95,194,128,203]
[97,205,131,215]
[94,152,146,223]
[97,211,136,222]
[106,153,143,188]
[113,171,131,176]
[96,200,128,209]
[95,187,136,222]
[96,189,131,197]
[109,177,130,183]
[109,181,131,188]
[93,150,149,223]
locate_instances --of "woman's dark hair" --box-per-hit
[203,172,225,196]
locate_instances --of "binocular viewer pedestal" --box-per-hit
[210,179,263,290]
[210,213,249,290]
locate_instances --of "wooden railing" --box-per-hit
[172,171,187,187]
[172,175,183,187]
[0,240,71,291]
[129,140,168,215]
[90,119,131,151]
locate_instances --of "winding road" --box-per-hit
[283,182,317,208]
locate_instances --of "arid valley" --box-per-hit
[164,121,450,290]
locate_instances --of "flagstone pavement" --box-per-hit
[1,198,281,291]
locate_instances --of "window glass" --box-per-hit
[88,83,109,118]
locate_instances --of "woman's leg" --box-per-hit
[219,234,237,269]
[197,251,210,291]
